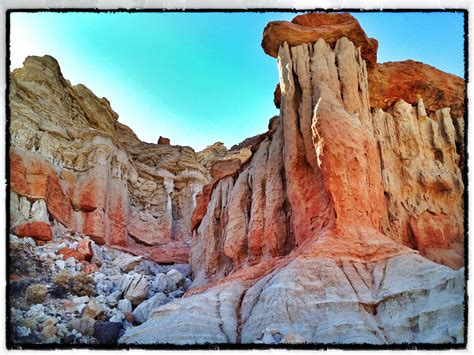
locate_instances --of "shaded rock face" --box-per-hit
[9,55,210,263]
[122,18,465,344]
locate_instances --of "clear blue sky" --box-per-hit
[10,11,464,151]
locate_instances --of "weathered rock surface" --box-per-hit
[369,60,465,118]
[9,55,210,263]
[122,19,464,345]
[121,254,464,344]
[268,14,465,118]
[9,12,465,347]
[262,13,378,68]
[373,100,464,268]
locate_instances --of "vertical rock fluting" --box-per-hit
[121,34,464,345]
[373,101,464,268]
[191,120,291,286]
[190,36,407,285]
[191,31,465,287]
[9,55,210,263]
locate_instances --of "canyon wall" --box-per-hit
[8,12,465,346]
[9,55,211,263]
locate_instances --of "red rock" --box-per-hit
[77,238,94,261]
[59,247,85,261]
[409,212,463,268]
[210,158,241,181]
[157,136,171,145]
[10,148,72,226]
[262,13,378,67]
[13,221,52,241]
[112,243,190,265]
[45,173,71,226]
[80,210,106,245]
[191,184,214,231]
[10,150,30,196]
[124,312,135,323]
[10,55,209,269]
[80,261,99,274]
[369,60,465,118]
[127,214,170,246]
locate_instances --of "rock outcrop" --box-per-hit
[268,15,465,120]
[9,55,210,263]
[9,12,465,347]
[369,60,465,118]
[121,14,465,345]
[262,13,378,68]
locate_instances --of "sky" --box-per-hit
[9,11,465,151]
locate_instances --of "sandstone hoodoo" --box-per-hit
[9,12,465,346]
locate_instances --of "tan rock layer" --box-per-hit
[9,55,210,263]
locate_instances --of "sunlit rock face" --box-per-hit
[9,55,210,263]
[121,13,465,345]
[9,12,465,346]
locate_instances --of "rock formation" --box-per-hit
[121,14,465,345]
[9,55,210,263]
[9,12,465,347]
[262,13,378,67]
[269,15,465,119]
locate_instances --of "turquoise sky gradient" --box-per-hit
[10,11,464,151]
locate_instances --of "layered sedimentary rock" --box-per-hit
[121,254,463,344]
[121,19,465,344]
[9,55,210,263]
[262,13,378,67]
[9,12,465,346]
[269,15,465,119]
[373,100,464,268]
[369,60,465,118]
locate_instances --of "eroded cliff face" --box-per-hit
[190,35,464,287]
[121,14,465,345]
[9,55,210,263]
[9,12,465,346]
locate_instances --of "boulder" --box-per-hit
[157,136,171,145]
[120,274,150,306]
[59,247,85,261]
[94,321,123,344]
[77,238,94,261]
[114,254,143,273]
[13,221,52,241]
[166,269,185,289]
[83,299,105,319]
[118,299,133,314]
[132,292,168,324]
[151,273,168,293]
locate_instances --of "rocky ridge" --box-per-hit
[8,12,465,346]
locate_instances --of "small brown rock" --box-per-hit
[157,136,170,145]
